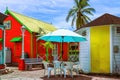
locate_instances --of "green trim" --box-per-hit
[10,37,22,42]
[9,11,32,33]
[0,38,3,42]
[4,7,9,14]
[5,10,32,33]
[5,9,57,34]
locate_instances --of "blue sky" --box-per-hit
[0,0,120,30]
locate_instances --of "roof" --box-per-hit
[0,12,7,25]
[5,10,57,33]
[79,13,120,29]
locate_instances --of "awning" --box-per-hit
[10,37,22,42]
[0,38,2,42]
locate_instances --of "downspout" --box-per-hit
[3,28,6,64]
[110,25,113,73]
[30,33,33,58]
[36,38,38,58]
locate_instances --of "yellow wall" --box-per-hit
[90,25,110,73]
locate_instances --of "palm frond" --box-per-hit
[82,15,91,23]
[82,8,95,14]
[74,0,79,7]
[66,0,95,29]
[66,8,77,22]
[80,0,89,9]
[71,15,76,27]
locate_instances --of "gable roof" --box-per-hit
[5,10,57,33]
[80,13,120,29]
[0,12,7,25]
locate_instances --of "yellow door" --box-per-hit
[90,26,110,73]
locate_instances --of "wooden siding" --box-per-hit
[76,28,90,73]
[112,25,120,73]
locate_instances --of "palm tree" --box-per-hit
[42,41,53,62]
[66,0,95,29]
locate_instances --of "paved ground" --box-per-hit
[0,67,119,80]
[0,67,44,80]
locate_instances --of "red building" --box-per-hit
[0,12,7,69]
[0,9,57,65]
[0,9,79,66]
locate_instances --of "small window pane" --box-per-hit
[116,27,120,33]
[3,20,11,29]
[82,30,86,36]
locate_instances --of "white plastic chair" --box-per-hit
[61,62,74,78]
[42,61,53,78]
[73,62,81,75]
[53,61,62,76]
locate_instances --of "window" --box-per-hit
[68,42,79,62]
[82,30,87,36]
[116,27,120,33]
[115,26,120,36]
[3,20,11,29]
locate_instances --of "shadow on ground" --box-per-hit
[41,75,92,80]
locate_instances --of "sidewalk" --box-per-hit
[0,77,42,80]
[0,67,44,80]
[0,67,119,80]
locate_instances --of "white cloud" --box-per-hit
[89,0,120,20]
[0,0,120,30]
[1,0,73,30]
[52,13,76,31]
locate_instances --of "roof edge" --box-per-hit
[5,9,32,33]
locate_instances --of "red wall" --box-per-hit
[3,14,32,63]
[1,13,73,64]
[32,33,37,58]
[37,41,69,61]
[37,40,47,60]
[24,30,32,58]
[62,43,69,61]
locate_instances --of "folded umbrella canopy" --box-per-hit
[37,29,86,60]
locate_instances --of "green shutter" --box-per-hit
[0,38,2,42]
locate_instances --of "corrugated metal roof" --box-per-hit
[79,13,120,29]
[6,10,57,33]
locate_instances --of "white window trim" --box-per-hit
[115,26,120,36]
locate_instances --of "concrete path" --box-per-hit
[0,67,119,80]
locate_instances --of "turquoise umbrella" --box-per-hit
[37,29,86,60]
[38,29,86,42]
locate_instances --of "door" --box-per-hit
[14,42,22,63]
[90,26,110,73]
[6,48,11,63]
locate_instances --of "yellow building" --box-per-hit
[76,13,120,73]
